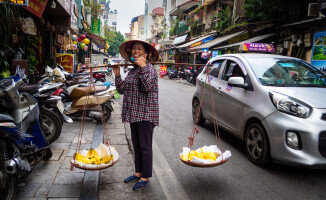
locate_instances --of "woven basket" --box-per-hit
[180,158,228,168]
[71,158,119,170]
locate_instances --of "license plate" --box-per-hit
[57,100,64,113]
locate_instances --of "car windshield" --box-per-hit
[247,57,326,87]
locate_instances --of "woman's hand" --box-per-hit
[112,64,120,77]
[134,54,147,68]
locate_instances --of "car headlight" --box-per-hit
[269,92,311,118]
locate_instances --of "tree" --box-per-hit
[106,31,124,57]
[244,0,291,20]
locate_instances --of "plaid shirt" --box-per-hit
[115,64,159,126]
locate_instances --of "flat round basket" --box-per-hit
[71,158,119,170]
[180,158,228,168]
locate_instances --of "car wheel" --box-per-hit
[192,98,205,126]
[245,122,271,166]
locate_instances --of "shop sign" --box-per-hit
[229,32,249,44]
[160,66,167,75]
[240,43,274,52]
[169,49,173,60]
[0,0,28,6]
[202,36,213,43]
[91,18,101,34]
[201,50,212,59]
[22,17,36,35]
[24,0,48,18]
[56,53,74,73]
[311,31,326,71]
[190,36,214,48]
[212,50,220,58]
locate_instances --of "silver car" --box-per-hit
[192,53,326,168]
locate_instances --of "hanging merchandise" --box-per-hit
[77,37,83,42]
[83,38,90,45]
[84,46,88,51]
[73,41,77,45]
[70,68,119,170]
[80,43,85,49]
[72,34,77,41]
[179,63,231,168]
[79,34,86,40]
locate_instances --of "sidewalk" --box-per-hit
[16,102,133,199]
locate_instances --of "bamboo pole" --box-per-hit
[87,62,207,68]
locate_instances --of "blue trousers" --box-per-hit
[130,121,155,178]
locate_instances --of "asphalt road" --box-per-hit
[154,78,326,200]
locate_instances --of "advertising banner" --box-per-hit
[241,43,274,52]
[24,0,48,18]
[91,18,101,34]
[0,0,28,5]
[311,31,326,71]
[160,66,167,75]
[56,53,74,73]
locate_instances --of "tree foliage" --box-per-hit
[103,26,124,57]
[244,0,291,20]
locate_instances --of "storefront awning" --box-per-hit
[172,34,188,45]
[176,34,215,48]
[191,31,247,50]
[282,17,325,27]
[85,30,106,49]
[214,33,275,50]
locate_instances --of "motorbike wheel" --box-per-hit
[39,108,62,144]
[0,173,16,200]
[97,102,112,123]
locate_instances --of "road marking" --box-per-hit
[153,140,189,200]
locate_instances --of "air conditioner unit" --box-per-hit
[308,3,319,17]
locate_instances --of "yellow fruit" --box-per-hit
[203,151,216,160]
[195,151,205,159]
[101,155,113,164]
[189,151,196,160]
[181,152,190,161]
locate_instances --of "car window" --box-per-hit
[203,60,224,77]
[221,60,245,81]
[247,58,326,86]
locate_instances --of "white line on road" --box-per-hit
[153,140,189,200]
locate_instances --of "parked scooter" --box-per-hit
[168,69,185,79]
[0,74,52,200]
[64,85,115,122]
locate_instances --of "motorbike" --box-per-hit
[18,82,74,143]
[168,69,185,79]
[0,74,52,200]
[64,84,115,123]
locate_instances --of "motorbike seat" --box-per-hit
[70,86,108,99]
[0,113,14,122]
[19,84,41,93]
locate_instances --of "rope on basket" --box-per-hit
[184,63,225,166]
[70,68,113,170]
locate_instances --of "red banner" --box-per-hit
[24,0,48,18]
[56,53,74,73]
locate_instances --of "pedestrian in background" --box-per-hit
[112,40,159,191]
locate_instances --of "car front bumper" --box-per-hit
[262,108,326,168]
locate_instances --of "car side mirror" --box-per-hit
[228,77,249,89]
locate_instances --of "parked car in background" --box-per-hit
[192,53,326,168]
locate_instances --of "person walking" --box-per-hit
[112,40,159,191]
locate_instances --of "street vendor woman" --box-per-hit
[112,40,159,191]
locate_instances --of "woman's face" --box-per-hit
[132,42,146,60]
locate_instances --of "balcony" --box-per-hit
[170,0,201,16]
[176,23,189,35]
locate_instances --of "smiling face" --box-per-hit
[131,42,147,60]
